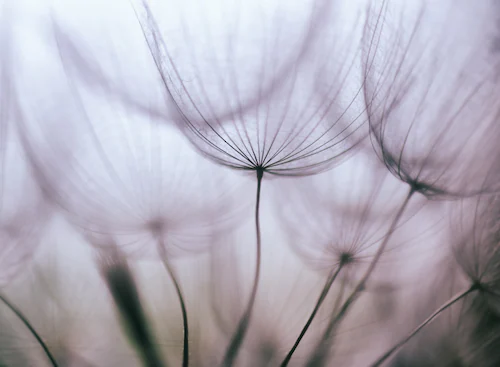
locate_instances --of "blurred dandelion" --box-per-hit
[452,193,500,315]
[387,256,472,367]
[363,0,500,199]
[369,184,500,367]
[13,45,246,364]
[97,245,166,367]
[0,5,56,365]
[277,152,411,365]
[322,0,500,351]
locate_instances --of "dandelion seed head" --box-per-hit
[364,0,500,199]
[451,193,500,315]
[136,0,368,177]
[277,152,409,277]
[16,71,247,258]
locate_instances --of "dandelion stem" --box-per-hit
[307,188,415,366]
[220,168,264,367]
[369,284,478,367]
[0,292,59,367]
[304,271,350,366]
[158,244,189,367]
[320,274,348,344]
[331,276,347,316]
[281,264,344,366]
[100,252,166,367]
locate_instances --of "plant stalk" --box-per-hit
[281,264,344,366]
[369,285,477,367]
[0,293,59,367]
[220,168,264,367]
[158,244,189,367]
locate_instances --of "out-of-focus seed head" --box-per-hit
[363,0,500,199]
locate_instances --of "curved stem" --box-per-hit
[0,292,58,367]
[158,244,189,367]
[370,285,477,367]
[307,188,415,366]
[281,264,344,366]
[220,168,264,367]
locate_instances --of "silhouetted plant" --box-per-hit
[14,71,244,366]
[277,153,414,365]
[363,0,500,200]
[133,1,370,364]
[2,0,500,366]
[320,0,500,353]
[369,185,500,366]
[380,257,469,367]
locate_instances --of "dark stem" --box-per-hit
[0,292,58,367]
[331,276,347,316]
[281,264,345,366]
[220,168,264,367]
[322,274,348,342]
[158,244,189,367]
[369,285,477,367]
[304,270,347,367]
[307,188,415,366]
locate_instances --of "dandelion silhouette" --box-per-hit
[277,153,410,365]
[317,0,500,354]
[368,187,500,367]
[208,233,341,367]
[382,257,472,367]
[363,0,500,200]
[363,0,500,349]
[133,1,369,364]
[14,69,244,366]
